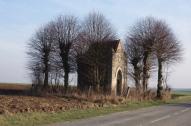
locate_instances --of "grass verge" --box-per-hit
[0,94,191,126]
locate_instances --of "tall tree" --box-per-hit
[77,12,116,92]
[28,22,55,89]
[127,17,156,92]
[53,15,80,93]
[127,17,183,97]
[152,20,182,98]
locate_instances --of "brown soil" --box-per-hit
[0,95,97,115]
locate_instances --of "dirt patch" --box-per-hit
[0,95,97,115]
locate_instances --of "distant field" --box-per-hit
[0,83,31,95]
[172,88,191,95]
[0,83,31,90]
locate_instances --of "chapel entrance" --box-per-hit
[116,70,122,96]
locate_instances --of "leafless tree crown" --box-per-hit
[125,17,182,97]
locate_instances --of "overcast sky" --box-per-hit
[0,0,190,88]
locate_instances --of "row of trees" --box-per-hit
[126,17,182,98]
[27,12,116,93]
[27,12,182,98]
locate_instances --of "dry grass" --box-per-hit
[127,88,156,101]
[66,92,127,105]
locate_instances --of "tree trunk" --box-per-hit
[77,59,82,90]
[134,65,141,91]
[64,69,69,93]
[63,55,69,94]
[44,69,49,89]
[43,56,49,89]
[157,59,163,98]
[142,53,149,92]
[95,66,100,93]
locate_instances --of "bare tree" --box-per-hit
[152,20,183,98]
[76,12,117,92]
[52,15,80,93]
[27,22,55,89]
[125,37,143,90]
[81,12,116,43]
[127,17,157,92]
[127,17,182,97]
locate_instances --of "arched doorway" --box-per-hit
[116,70,122,96]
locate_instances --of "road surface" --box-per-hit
[48,102,191,126]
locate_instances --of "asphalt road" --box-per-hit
[49,102,191,126]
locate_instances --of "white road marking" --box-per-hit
[150,115,171,124]
[100,117,133,126]
[173,112,180,115]
[171,108,190,116]
[150,108,190,124]
[81,107,190,126]
[100,110,162,126]
[180,108,190,113]
[141,111,161,116]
